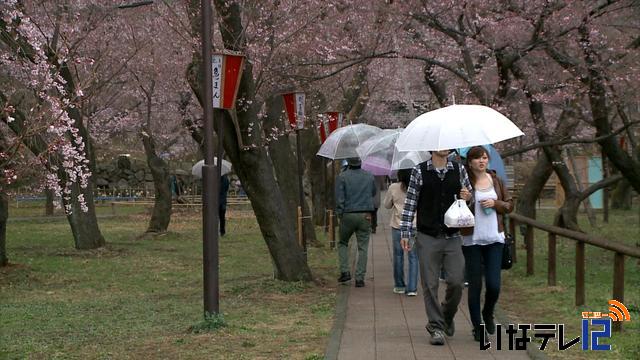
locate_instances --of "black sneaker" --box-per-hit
[338,272,351,283]
[355,280,365,287]
[473,326,488,342]
[444,317,455,337]
[482,311,496,335]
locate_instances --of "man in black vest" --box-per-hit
[400,149,473,345]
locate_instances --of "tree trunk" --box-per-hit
[221,109,312,281]
[339,65,371,124]
[555,194,581,230]
[262,96,318,247]
[515,154,553,219]
[308,147,326,227]
[299,126,324,245]
[63,181,105,249]
[0,191,8,267]
[45,188,54,216]
[512,62,583,230]
[611,179,632,210]
[423,63,448,107]
[302,93,328,228]
[141,129,172,234]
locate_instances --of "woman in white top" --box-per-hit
[383,169,418,296]
[460,146,513,341]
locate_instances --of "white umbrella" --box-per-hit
[355,129,430,175]
[396,105,524,151]
[191,158,232,179]
[316,123,382,160]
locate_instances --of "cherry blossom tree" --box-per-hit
[1,0,104,252]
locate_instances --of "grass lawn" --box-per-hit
[1,206,336,359]
[500,208,640,359]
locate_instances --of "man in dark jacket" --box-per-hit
[400,150,473,345]
[335,157,376,288]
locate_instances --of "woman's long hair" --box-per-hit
[464,146,491,188]
[397,168,411,192]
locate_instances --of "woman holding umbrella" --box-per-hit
[460,146,513,341]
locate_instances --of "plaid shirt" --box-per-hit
[400,159,473,239]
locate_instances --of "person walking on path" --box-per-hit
[460,146,513,341]
[383,169,418,296]
[400,149,473,345]
[336,157,376,288]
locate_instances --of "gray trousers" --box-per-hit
[415,231,465,332]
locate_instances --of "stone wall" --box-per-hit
[94,155,154,190]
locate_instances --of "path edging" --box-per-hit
[324,283,350,360]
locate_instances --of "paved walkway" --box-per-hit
[327,206,533,360]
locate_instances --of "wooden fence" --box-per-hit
[508,213,640,331]
[109,195,251,214]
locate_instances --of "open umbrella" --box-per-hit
[458,145,507,182]
[356,129,431,176]
[396,104,524,152]
[191,158,232,179]
[316,123,382,160]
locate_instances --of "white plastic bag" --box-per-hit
[444,198,475,228]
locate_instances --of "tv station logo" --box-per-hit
[480,300,631,351]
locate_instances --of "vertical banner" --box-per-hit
[282,92,305,130]
[212,53,245,109]
[325,111,343,134]
[211,55,223,109]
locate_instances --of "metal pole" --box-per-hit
[201,0,219,316]
[296,130,307,258]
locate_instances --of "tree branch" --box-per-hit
[501,120,640,157]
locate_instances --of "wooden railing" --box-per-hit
[508,213,640,331]
[109,195,251,214]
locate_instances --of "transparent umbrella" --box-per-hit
[396,104,524,152]
[356,129,431,176]
[191,158,232,179]
[316,123,382,160]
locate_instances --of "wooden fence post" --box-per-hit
[612,252,625,332]
[297,206,303,248]
[576,241,585,306]
[548,233,556,286]
[526,224,534,276]
[328,210,335,249]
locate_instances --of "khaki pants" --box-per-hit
[338,212,371,281]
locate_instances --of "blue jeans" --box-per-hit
[392,228,418,292]
[462,242,504,328]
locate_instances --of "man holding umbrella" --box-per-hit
[335,157,376,288]
[400,149,473,345]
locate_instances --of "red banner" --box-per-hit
[212,53,244,109]
[325,112,343,134]
[282,92,305,129]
